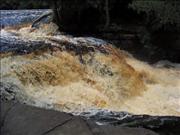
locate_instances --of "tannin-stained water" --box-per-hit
[1,23,180,116]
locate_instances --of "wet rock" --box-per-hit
[0,30,51,54]
[1,100,158,135]
[1,100,73,135]
[81,110,180,135]
[0,82,20,101]
[87,121,158,135]
[0,100,16,126]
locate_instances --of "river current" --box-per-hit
[0,10,180,129]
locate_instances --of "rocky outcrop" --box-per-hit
[1,99,180,135]
[0,99,167,135]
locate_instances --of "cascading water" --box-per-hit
[1,10,180,128]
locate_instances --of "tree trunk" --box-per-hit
[105,0,110,28]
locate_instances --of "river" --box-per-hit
[0,10,180,133]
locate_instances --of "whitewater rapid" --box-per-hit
[1,23,180,116]
[1,10,180,116]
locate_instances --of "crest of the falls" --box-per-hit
[0,9,50,27]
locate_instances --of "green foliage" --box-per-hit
[130,0,180,31]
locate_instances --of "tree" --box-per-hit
[105,0,110,28]
[129,0,180,31]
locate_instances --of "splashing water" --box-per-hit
[1,15,180,116]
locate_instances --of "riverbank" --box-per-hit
[2,99,180,135]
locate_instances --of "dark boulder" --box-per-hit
[1,100,158,135]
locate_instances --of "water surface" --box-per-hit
[0,9,49,27]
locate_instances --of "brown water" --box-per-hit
[1,23,180,116]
